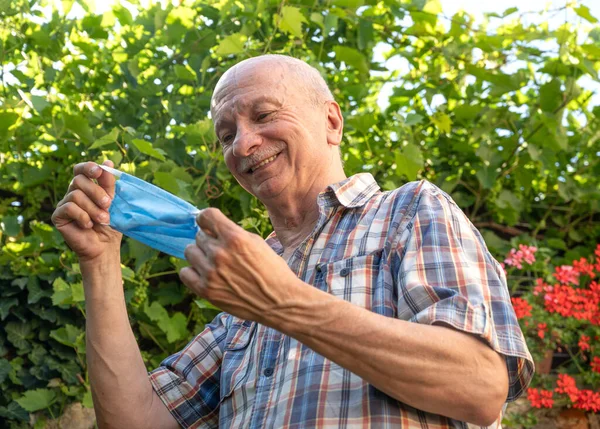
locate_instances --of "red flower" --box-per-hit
[578,335,591,352]
[591,356,600,374]
[537,323,547,339]
[527,388,554,408]
[504,245,537,269]
[573,257,596,278]
[511,297,532,319]
[573,389,600,413]
[555,374,579,402]
[553,265,580,285]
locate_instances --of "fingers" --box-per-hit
[184,244,210,273]
[72,160,116,200]
[51,201,94,229]
[97,160,116,199]
[64,173,112,212]
[179,266,205,295]
[63,189,110,225]
[196,208,241,240]
[180,244,211,295]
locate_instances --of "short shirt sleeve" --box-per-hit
[149,312,229,428]
[393,182,534,402]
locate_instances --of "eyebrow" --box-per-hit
[214,95,283,132]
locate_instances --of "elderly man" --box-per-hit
[52,55,533,428]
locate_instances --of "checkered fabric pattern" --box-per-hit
[149,173,534,428]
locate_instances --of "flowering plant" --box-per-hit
[503,243,600,418]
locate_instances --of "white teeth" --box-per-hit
[252,155,277,172]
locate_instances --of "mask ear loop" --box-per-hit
[98,164,122,178]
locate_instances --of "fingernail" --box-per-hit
[98,212,109,222]
[90,166,99,175]
[87,221,94,228]
[101,196,111,207]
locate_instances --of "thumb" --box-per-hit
[97,160,117,199]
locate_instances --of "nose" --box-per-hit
[232,123,261,158]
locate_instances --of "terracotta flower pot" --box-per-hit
[535,349,554,374]
[557,409,589,429]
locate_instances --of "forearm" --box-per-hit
[82,254,154,429]
[268,281,507,426]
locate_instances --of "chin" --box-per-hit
[250,178,288,201]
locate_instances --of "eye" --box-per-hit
[221,134,234,145]
[256,112,271,121]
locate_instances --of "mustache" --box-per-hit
[239,144,285,172]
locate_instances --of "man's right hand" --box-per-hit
[52,160,122,262]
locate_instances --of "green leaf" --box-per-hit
[113,5,133,25]
[475,167,497,190]
[82,389,94,408]
[16,389,57,412]
[131,139,167,161]
[405,113,424,126]
[333,46,369,76]
[5,322,33,351]
[144,301,169,323]
[574,5,598,23]
[31,96,50,113]
[174,64,197,82]
[310,12,324,28]
[71,282,84,302]
[0,111,19,142]
[547,238,567,250]
[431,112,452,134]
[395,143,424,181]
[422,0,442,15]
[0,359,12,384]
[495,190,522,226]
[89,127,119,149]
[332,0,364,7]
[62,0,75,15]
[153,172,180,195]
[121,265,135,281]
[358,19,374,50]
[275,6,308,38]
[194,299,221,311]
[0,402,28,422]
[215,33,247,55]
[50,324,83,348]
[65,114,94,144]
[1,215,20,236]
[52,277,72,306]
[164,312,188,343]
[539,79,562,112]
[0,297,18,320]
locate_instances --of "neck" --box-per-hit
[265,168,346,255]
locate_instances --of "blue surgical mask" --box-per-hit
[99,165,200,259]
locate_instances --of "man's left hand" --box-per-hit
[179,208,302,324]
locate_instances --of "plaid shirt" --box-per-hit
[149,173,534,428]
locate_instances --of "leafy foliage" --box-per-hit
[1,0,599,425]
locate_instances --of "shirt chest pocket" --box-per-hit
[220,320,257,403]
[320,249,383,309]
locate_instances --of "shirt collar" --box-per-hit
[265,173,380,254]
[320,173,380,208]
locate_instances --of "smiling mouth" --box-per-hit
[249,154,278,173]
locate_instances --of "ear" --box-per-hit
[325,101,344,147]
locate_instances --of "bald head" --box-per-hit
[211,55,333,115]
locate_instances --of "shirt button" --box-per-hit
[263,368,274,377]
[340,268,350,277]
[315,264,322,273]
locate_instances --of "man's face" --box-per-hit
[211,62,328,203]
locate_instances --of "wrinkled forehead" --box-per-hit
[211,61,291,115]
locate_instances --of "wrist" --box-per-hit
[266,279,337,337]
[79,251,121,272]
